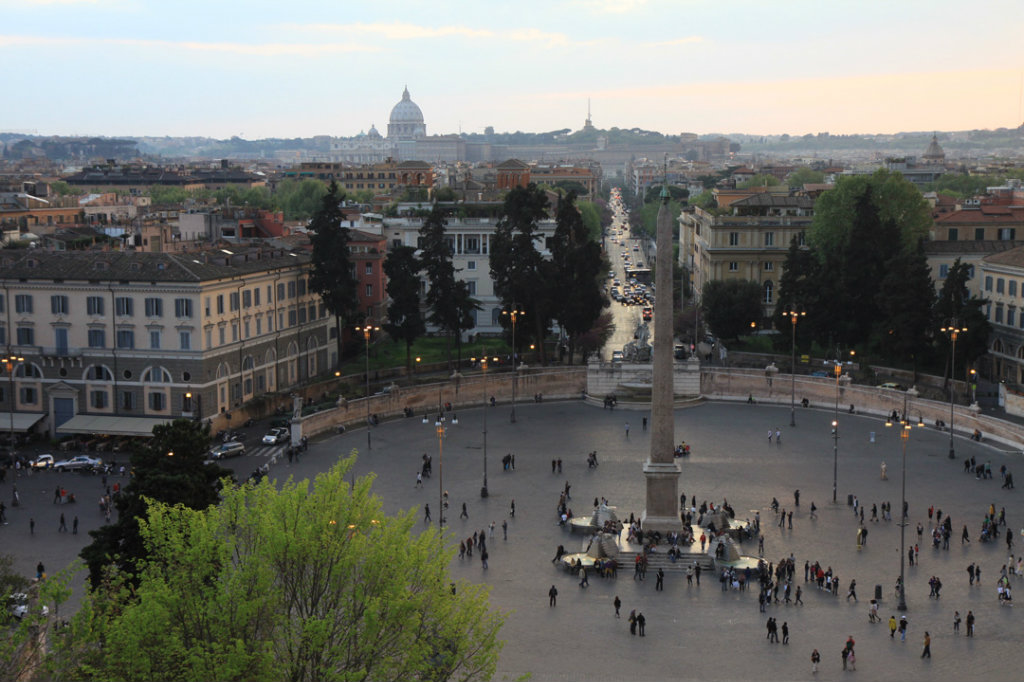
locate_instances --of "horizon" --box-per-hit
[3,0,1023,140]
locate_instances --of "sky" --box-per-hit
[3,0,1024,140]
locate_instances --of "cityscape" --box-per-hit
[4,1,1024,680]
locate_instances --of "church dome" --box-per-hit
[923,133,945,162]
[367,124,381,139]
[387,87,426,139]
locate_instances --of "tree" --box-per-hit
[419,205,461,370]
[935,258,991,373]
[383,245,425,373]
[737,174,780,189]
[786,168,826,188]
[701,280,763,341]
[874,246,936,375]
[147,185,190,205]
[576,312,615,363]
[79,419,228,588]
[491,183,555,364]
[549,191,607,363]
[308,181,360,368]
[55,458,505,682]
[274,178,328,220]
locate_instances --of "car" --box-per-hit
[878,382,905,390]
[209,441,246,460]
[810,371,829,378]
[53,455,103,471]
[29,454,54,469]
[262,428,289,446]
[611,351,624,363]
[8,593,49,620]
[642,307,653,321]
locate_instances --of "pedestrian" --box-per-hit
[847,649,856,670]
[795,585,803,605]
[655,567,664,591]
[551,459,556,473]
[628,610,637,635]
[768,429,773,444]
[579,565,589,587]
[788,510,793,529]
[625,422,630,438]
[847,579,857,602]
[794,489,800,507]
[968,563,976,585]
[966,610,975,636]
[29,517,34,535]
[416,472,422,488]
[502,519,508,540]
[489,521,495,539]
[72,515,78,535]
[841,648,849,671]
[909,547,915,567]
[636,612,646,636]
[549,585,558,606]
[460,502,468,519]
[686,563,694,585]
[921,631,931,658]
[775,428,782,444]
[962,524,970,544]
[695,562,701,585]
[811,649,820,674]
[782,621,789,644]
[954,610,961,633]
[758,535,764,556]
[889,615,898,638]
[642,416,647,431]
[424,504,431,523]
[614,595,621,618]
[36,561,44,580]
[899,615,908,642]
[59,512,67,532]
[53,486,60,504]
[510,499,515,517]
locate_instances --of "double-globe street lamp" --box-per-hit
[886,409,923,611]
[782,309,806,427]
[355,321,381,451]
[830,350,854,504]
[471,352,499,498]
[940,319,966,459]
[501,305,525,424]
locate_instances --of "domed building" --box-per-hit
[387,87,427,140]
[922,133,946,164]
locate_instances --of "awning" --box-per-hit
[58,415,171,437]
[0,412,46,432]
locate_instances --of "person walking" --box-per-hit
[481,550,488,569]
[625,422,630,438]
[954,610,961,634]
[794,489,800,507]
[966,610,975,636]
[502,519,508,540]
[29,517,34,535]
[58,512,67,533]
[642,416,647,431]
[899,615,908,642]
[613,595,621,618]
[628,610,637,635]
[795,585,803,605]
[579,565,589,588]
[781,621,789,645]
[72,515,78,535]
[889,615,898,638]
[36,561,44,580]
[548,585,558,606]
[424,504,431,523]
[460,502,468,519]
[921,631,931,658]
[636,612,646,636]
[655,567,664,591]
[811,649,820,674]
[841,647,849,671]
[510,499,515,517]
[847,579,858,602]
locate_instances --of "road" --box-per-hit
[604,188,653,360]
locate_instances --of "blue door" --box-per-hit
[53,398,74,432]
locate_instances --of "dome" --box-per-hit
[367,124,381,139]
[387,87,426,140]
[923,133,945,162]
[389,87,424,125]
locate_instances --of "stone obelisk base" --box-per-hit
[641,460,682,533]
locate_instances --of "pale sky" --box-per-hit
[3,0,1023,139]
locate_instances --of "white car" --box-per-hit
[209,441,246,460]
[53,455,103,471]
[262,428,289,446]
[30,454,54,469]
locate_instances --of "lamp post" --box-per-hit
[436,413,446,531]
[2,354,24,458]
[941,320,966,459]
[502,305,525,424]
[886,411,922,611]
[355,321,380,451]
[473,352,496,498]
[969,368,977,405]
[832,360,841,504]
[782,309,805,427]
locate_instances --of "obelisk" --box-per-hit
[641,183,681,531]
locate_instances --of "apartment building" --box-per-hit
[0,249,330,440]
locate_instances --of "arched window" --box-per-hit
[141,366,172,383]
[84,365,114,382]
[242,355,255,371]
[15,363,43,378]
[763,281,774,305]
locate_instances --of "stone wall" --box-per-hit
[586,357,701,398]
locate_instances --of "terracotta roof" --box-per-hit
[984,246,1024,268]
[730,193,815,209]
[922,240,1024,256]
[934,208,1024,224]
[497,159,530,170]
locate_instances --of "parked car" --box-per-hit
[878,382,905,390]
[53,455,103,471]
[611,351,624,363]
[262,428,289,446]
[29,454,54,469]
[209,441,246,460]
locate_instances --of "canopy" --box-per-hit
[0,412,45,432]
[58,415,170,437]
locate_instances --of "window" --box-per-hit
[254,288,261,306]
[87,296,104,316]
[121,391,136,410]
[298,307,307,324]
[763,281,774,304]
[16,327,34,345]
[0,327,5,345]
[230,292,240,311]
[149,330,161,349]
[467,260,476,270]
[115,297,134,316]
[86,365,112,381]
[997,278,1006,294]
[309,304,316,322]
[15,295,33,314]
[729,232,739,246]
[1000,228,1016,241]
[116,330,135,349]
[995,303,1004,324]
[243,320,250,338]
[985,276,993,292]
[277,283,285,301]
[466,281,477,295]
[975,228,985,241]
[297,279,306,296]
[88,329,106,348]
[939,264,949,279]
[0,296,3,313]
[231,323,238,342]
[144,297,162,317]
[218,327,225,345]
[267,313,274,332]
[288,309,297,327]
[216,295,224,314]
[90,390,108,409]
[205,297,211,316]
[287,281,296,298]
[1010,308,1017,327]
[174,298,193,318]
[364,284,373,298]
[764,262,774,272]
[50,295,69,315]
[948,228,958,241]
[240,290,250,309]
[764,232,775,247]
[797,231,806,247]
[1011,281,1019,297]
[20,387,37,405]
[149,392,165,411]
[728,262,738,272]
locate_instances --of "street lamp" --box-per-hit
[473,352,498,498]
[940,320,966,459]
[782,309,806,427]
[502,305,525,424]
[435,413,446,531]
[2,354,24,458]
[355,321,381,451]
[969,368,977,405]
[832,360,841,504]
[886,411,923,611]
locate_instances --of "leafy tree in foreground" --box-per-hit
[701,279,763,341]
[56,457,504,682]
[383,244,426,373]
[79,418,227,588]
[309,181,360,367]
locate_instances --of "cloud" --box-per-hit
[282,21,590,49]
[0,34,377,56]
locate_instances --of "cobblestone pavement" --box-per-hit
[6,400,1021,681]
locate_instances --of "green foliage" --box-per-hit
[737,174,780,189]
[274,178,328,220]
[634,199,682,240]
[690,190,715,209]
[786,168,826,187]
[147,185,190,205]
[212,185,274,210]
[308,182,359,366]
[874,246,936,368]
[643,185,689,204]
[49,180,83,197]
[54,458,504,682]
[701,280,763,341]
[923,173,1004,198]
[576,200,603,241]
[383,245,426,372]
[79,419,227,588]
[935,258,991,367]
[434,186,457,202]
[552,180,589,196]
